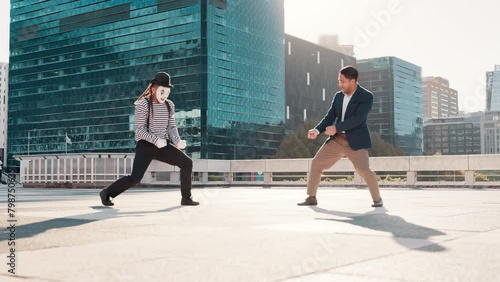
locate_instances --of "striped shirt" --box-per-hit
[134,98,181,145]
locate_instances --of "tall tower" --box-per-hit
[486,65,500,111]
[357,56,423,155]
[8,0,285,167]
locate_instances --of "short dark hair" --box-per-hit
[340,66,358,81]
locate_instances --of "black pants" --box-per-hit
[105,140,193,198]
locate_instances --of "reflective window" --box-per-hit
[358,57,423,155]
[8,0,286,166]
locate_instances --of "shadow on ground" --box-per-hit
[0,205,183,242]
[311,206,447,252]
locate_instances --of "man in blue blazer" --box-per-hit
[298,66,383,207]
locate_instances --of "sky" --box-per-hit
[285,0,500,113]
[1,0,499,113]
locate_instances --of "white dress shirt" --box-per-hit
[341,92,353,122]
[340,87,356,133]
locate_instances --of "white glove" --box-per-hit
[155,138,167,149]
[176,140,187,149]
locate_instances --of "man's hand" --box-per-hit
[325,126,337,136]
[307,129,319,139]
[155,138,167,148]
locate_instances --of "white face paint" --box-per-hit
[155,86,171,103]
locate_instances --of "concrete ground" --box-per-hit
[0,186,499,282]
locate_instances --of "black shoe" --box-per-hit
[297,196,317,206]
[100,189,114,206]
[181,197,199,206]
[371,198,383,207]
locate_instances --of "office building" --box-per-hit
[486,65,500,111]
[423,114,481,155]
[422,76,458,120]
[480,111,500,154]
[8,0,285,167]
[357,56,423,155]
[285,34,356,131]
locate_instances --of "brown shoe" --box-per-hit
[297,196,317,206]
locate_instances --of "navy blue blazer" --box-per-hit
[315,84,374,150]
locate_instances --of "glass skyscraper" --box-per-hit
[486,65,500,111]
[0,63,8,163]
[357,56,423,156]
[8,0,285,167]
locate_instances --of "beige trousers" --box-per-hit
[307,134,381,201]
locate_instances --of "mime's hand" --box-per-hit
[176,140,187,149]
[155,138,167,148]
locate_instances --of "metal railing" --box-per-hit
[13,154,500,188]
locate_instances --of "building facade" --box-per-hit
[422,76,458,120]
[423,114,482,155]
[8,0,285,167]
[0,63,8,163]
[480,111,500,154]
[357,56,423,156]
[486,65,500,111]
[285,34,356,132]
[425,111,500,155]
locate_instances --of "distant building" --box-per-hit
[486,65,500,111]
[285,34,356,131]
[424,111,500,155]
[422,76,458,120]
[317,34,355,56]
[423,114,481,155]
[357,56,423,155]
[0,63,7,163]
[480,111,500,154]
